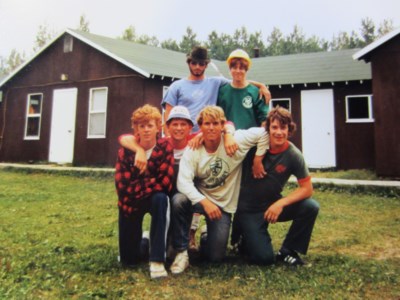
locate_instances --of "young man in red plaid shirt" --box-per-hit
[115,104,174,279]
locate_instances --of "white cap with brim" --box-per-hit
[167,106,194,126]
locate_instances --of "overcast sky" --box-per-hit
[1,0,399,58]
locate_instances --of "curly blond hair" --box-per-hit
[131,104,162,132]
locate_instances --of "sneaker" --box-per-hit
[170,250,189,275]
[150,262,168,279]
[276,250,304,266]
[189,229,198,252]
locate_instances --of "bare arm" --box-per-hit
[200,198,222,221]
[264,179,313,224]
[222,122,238,157]
[119,135,147,174]
[163,103,173,137]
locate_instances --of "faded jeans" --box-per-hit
[170,192,231,262]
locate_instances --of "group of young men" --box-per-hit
[114,46,320,279]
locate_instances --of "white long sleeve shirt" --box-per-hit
[177,127,269,213]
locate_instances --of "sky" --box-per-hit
[1,0,399,58]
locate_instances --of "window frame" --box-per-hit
[345,94,374,123]
[271,98,291,112]
[87,87,108,139]
[24,93,43,140]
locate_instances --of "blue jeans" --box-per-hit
[170,192,231,262]
[237,198,319,265]
[118,192,170,265]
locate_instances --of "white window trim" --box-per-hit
[87,87,108,139]
[24,93,43,140]
[345,94,374,123]
[271,98,291,112]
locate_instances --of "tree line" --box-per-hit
[0,15,395,75]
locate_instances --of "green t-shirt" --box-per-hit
[217,84,269,129]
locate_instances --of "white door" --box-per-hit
[301,89,336,168]
[49,88,78,164]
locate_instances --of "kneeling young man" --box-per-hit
[115,104,174,279]
[237,106,320,266]
[171,106,269,273]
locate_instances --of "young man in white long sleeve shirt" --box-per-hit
[170,106,269,273]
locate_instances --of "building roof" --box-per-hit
[66,29,225,79]
[353,27,400,62]
[0,29,371,88]
[248,49,371,86]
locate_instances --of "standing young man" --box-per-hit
[162,46,271,134]
[115,104,174,279]
[218,49,269,130]
[217,49,271,248]
[236,107,320,266]
[171,106,269,273]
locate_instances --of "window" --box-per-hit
[24,93,43,139]
[271,98,291,112]
[345,95,374,123]
[88,87,108,138]
[63,35,73,53]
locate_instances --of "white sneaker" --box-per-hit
[170,250,189,275]
[150,262,168,279]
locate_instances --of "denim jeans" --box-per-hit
[237,198,319,265]
[118,192,170,265]
[170,192,231,262]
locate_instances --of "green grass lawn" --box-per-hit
[1,170,399,299]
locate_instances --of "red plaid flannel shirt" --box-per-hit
[115,137,174,216]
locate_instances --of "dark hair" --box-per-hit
[186,46,210,64]
[266,106,297,136]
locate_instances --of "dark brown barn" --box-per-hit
[353,28,400,178]
[0,28,389,175]
[0,29,221,166]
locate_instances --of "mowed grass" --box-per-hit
[0,169,399,299]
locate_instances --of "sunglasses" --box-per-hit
[189,60,207,67]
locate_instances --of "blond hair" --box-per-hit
[196,106,226,126]
[131,104,162,132]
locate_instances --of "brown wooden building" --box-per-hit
[0,28,395,177]
[353,28,400,177]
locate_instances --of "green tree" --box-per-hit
[160,39,180,51]
[121,25,136,41]
[136,34,159,47]
[4,49,26,73]
[179,27,200,55]
[206,30,233,60]
[33,24,55,52]
[265,27,285,56]
[377,19,394,37]
[232,26,249,49]
[78,14,90,32]
[360,17,375,45]
[247,31,266,57]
